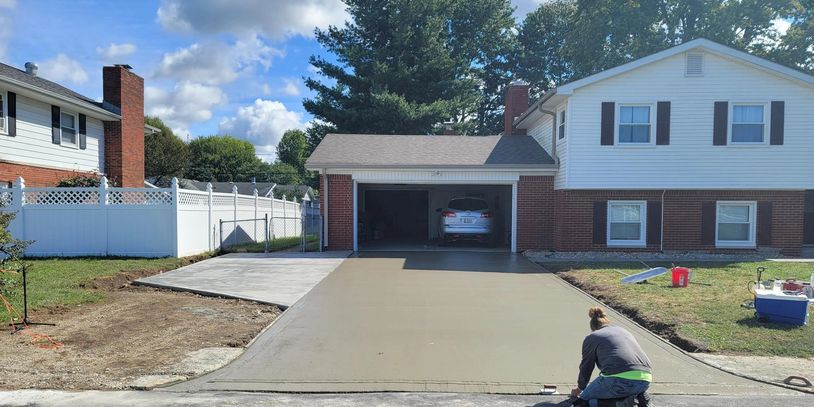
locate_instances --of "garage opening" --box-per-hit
[357,183,512,251]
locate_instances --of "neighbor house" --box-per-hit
[0,62,148,187]
[306,38,814,256]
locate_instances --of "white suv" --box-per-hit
[438,197,493,243]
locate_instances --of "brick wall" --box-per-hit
[321,174,354,251]
[553,190,805,256]
[0,161,96,187]
[103,65,144,188]
[516,176,555,251]
[503,83,529,136]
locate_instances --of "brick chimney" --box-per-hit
[503,81,530,136]
[102,65,144,187]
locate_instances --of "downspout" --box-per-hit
[661,189,666,253]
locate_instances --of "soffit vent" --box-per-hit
[685,52,704,77]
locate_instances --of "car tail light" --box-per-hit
[441,210,456,217]
[481,211,492,218]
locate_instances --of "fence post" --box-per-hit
[232,184,238,247]
[207,182,213,252]
[99,176,109,256]
[171,177,179,257]
[282,194,287,238]
[11,177,25,242]
[264,213,269,253]
[253,188,259,244]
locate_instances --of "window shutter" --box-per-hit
[601,102,615,145]
[656,101,670,145]
[78,114,87,150]
[713,101,728,145]
[757,201,773,246]
[7,91,16,137]
[770,101,784,145]
[701,202,716,245]
[592,201,607,244]
[51,105,61,145]
[647,201,662,245]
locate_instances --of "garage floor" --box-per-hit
[170,252,791,395]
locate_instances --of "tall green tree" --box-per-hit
[187,135,265,182]
[144,116,188,186]
[276,129,308,173]
[304,0,517,136]
[768,0,814,73]
[517,0,577,98]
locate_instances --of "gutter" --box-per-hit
[513,87,558,128]
[0,77,121,120]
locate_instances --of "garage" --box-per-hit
[357,183,513,250]
[306,134,556,253]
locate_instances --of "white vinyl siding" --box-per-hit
[526,101,568,189]
[730,104,766,144]
[716,201,756,248]
[607,201,647,247]
[0,94,103,172]
[564,51,814,189]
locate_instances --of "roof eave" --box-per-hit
[0,76,121,120]
[513,88,558,128]
[305,163,557,171]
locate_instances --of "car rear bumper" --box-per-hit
[442,226,492,235]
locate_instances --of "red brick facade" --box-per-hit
[516,176,555,251]
[0,161,96,187]
[103,65,144,188]
[553,189,804,256]
[320,174,354,251]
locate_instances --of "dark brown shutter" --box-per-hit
[713,101,728,145]
[6,91,15,137]
[78,114,87,150]
[701,201,716,245]
[757,201,773,246]
[647,201,663,245]
[656,101,670,145]
[601,102,615,145]
[51,105,61,145]
[770,101,784,145]
[593,201,607,244]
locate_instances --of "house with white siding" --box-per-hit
[307,38,814,256]
[0,62,149,187]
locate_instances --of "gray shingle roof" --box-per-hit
[306,134,555,168]
[0,62,116,114]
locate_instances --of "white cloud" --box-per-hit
[772,18,791,36]
[97,43,137,62]
[38,54,89,85]
[157,0,348,39]
[218,99,304,155]
[282,78,300,96]
[155,36,283,85]
[0,0,16,7]
[145,82,227,136]
[261,84,272,95]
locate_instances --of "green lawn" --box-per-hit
[0,257,206,325]
[545,261,814,358]
[224,235,320,253]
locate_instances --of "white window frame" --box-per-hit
[729,103,768,145]
[60,110,79,148]
[0,90,7,134]
[607,200,647,247]
[616,103,655,145]
[715,201,757,248]
[557,106,566,140]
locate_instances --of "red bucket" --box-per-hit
[672,267,691,288]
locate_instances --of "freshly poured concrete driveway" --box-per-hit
[173,252,790,395]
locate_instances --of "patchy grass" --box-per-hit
[224,235,320,253]
[0,255,209,325]
[544,261,814,358]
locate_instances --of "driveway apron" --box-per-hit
[171,251,791,395]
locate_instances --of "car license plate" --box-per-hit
[462,217,475,224]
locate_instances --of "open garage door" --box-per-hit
[357,183,512,251]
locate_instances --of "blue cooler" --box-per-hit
[754,288,810,326]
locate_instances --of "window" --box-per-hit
[558,108,566,139]
[448,198,488,211]
[60,111,78,146]
[731,104,765,143]
[618,105,651,144]
[607,201,647,246]
[0,91,5,133]
[716,201,756,247]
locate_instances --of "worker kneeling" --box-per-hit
[570,307,653,407]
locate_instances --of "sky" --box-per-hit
[0,0,549,159]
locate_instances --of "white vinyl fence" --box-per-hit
[1,177,312,258]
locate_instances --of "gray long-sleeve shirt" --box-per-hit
[578,325,652,389]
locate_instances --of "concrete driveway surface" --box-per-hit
[170,251,793,395]
[135,251,350,308]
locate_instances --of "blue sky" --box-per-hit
[0,1,575,158]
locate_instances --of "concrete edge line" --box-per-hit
[535,263,810,395]
[131,281,290,310]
